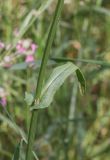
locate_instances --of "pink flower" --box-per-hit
[0,97,7,107]
[31,43,38,53]
[3,63,12,68]
[25,55,35,63]
[4,56,11,62]
[0,42,5,49]
[16,43,26,54]
[3,56,12,68]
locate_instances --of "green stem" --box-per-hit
[51,57,110,67]
[25,1,64,160]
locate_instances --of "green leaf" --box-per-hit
[10,60,56,71]
[32,62,85,110]
[0,113,26,141]
[24,92,34,106]
[12,142,21,160]
[76,69,85,94]
[10,62,28,70]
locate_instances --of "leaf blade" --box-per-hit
[12,142,21,160]
[32,62,85,110]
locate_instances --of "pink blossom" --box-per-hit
[31,43,37,53]
[25,55,35,63]
[16,43,26,54]
[23,39,31,49]
[0,97,7,107]
[4,56,12,62]
[3,56,12,68]
[0,42,5,49]
[3,63,12,68]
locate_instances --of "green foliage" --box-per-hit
[32,62,85,110]
[1,0,110,160]
[25,1,65,160]
[12,142,21,160]
[24,92,34,106]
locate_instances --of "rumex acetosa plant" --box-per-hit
[12,0,86,160]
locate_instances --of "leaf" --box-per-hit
[12,142,21,160]
[32,62,85,110]
[0,113,38,159]
[24,92,34,106]
[0,113,26,141]
[76,69,85,94]
[10,60,56,70]
[10,62,28,70]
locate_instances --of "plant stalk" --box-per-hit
[25,1,64,160]
[51,57,110,67]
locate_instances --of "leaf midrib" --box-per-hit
[41,63,77,97]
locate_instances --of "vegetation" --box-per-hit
[0,0,110,160]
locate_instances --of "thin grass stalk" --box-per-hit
[25,1,64,160]
[67,47,83,159]
[67,81,78,136]
[51,57,110,67]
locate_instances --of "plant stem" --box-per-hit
[67,81,78,136]
[51,57,110,67]
[25,1,64,160]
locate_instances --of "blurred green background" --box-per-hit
[0,0,110,160]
